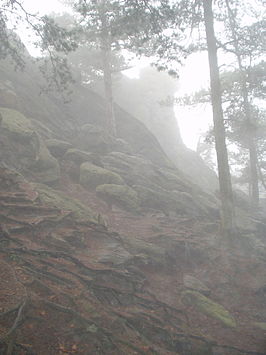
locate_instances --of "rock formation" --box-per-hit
[0,57,265,355]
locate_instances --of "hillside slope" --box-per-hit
[0,59,266,355]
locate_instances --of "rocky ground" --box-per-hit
[0,63,266,354]
[0,165,265,355]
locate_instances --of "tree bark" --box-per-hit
[101,44,116,137]
[99,0,116,137]
[203,0,235,235]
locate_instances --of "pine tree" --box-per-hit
[0,0,77,91]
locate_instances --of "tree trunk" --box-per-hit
[225,0,259,208]
[99,0,116,137]
[203,0,235,235]
[101,44,116,137]
[247,114,259,208]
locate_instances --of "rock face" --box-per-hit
[101,151,217,216]
[114,67,218,192]
[77,124,109,154]
[45,139,73,158]
[0,167,266,355]
[96,184,141,212]
[0,107,60,184]
[182,290,237,328]
[80,162,124,190]
[34,183,96,223]
[183,274,210,295]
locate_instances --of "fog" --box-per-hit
[0,1,265,354]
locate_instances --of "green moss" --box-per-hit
[80,162,124,190]
[96,184,140,212]
[253,322,266,331]
[34,183,96,223]
[182,290,236,328]
[0,107,34,138]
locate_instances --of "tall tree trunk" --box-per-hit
[225,0,259,208]
[101,44,116,137]
[99,0,116,137]
[203,0,235,235]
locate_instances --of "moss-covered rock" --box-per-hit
[182,290,236,328]
[1,107,34,139]
[80,162,124,190]
[34,183,96,223]
[45,139,73,158]
[64,148,102,166]
[0,107,60,183]
[122,235,166,266]
[96,184,140,212]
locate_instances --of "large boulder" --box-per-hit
[80,162,124,190]
[96,184,141,212]
[45,139,73,158]
[0,107,60,184]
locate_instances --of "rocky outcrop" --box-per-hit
[0,167,265,355]
[34,183,96,223]
[182,290,237,328]
[80,162,124,190]
[64,148,102,166]
[101,151,218,217]
[96,184,140,212]
[45,139,73,158]
[1,53,266,355]
[114,67,218,192]
[0,107,60,184]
